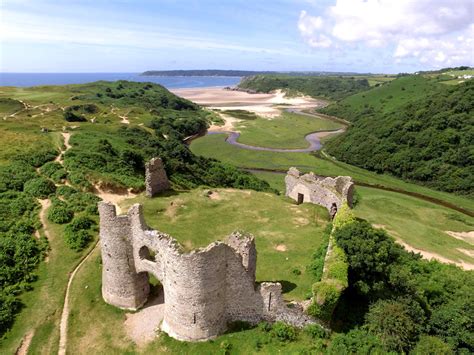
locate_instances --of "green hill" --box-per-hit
[238,75,370,100]
[320,75,444,121]
[325,78,473,195]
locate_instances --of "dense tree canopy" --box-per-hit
[325,79,474,196]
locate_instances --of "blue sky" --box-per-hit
[1,0,473,73]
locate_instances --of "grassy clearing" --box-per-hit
[190,134,474,212]
[235,111,341,149]
[121,188,329,300]
[65,188,329,353]
[251,172,474,265]
[354,187,474,264]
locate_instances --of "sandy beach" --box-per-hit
[171,87,323,117]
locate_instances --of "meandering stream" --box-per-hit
[207,109,345,152]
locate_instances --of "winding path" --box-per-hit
[58,242,99,355]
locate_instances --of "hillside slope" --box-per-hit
[320,75,444,121]
[325,79,473,195]
[238,75,370,100]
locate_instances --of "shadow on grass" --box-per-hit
[276,280,297,294]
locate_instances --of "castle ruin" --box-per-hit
[99,202,315,342]
[145,157,170,197]
[285,167,354,216]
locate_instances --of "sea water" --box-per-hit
[0,73,242,88]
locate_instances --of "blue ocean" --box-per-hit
[0,73,242,89]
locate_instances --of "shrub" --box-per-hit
[332,203,355,230]
[304,324,328,339]
[219,340,232,355]
[309,280,344,320]
[40,161,67,183]
[0,162,36,192]
[365,299,421,353]
[47,205,73,224]
[69,216,94,231]
[64,216,95,250]
[68,171,92,190]
[258,321,272,332]
[412,336,453,355]
[326,328,385,354]
[24,177,56,198]
[56,185,78,197]
[64,228,91,251]
[270,322,297,342]
[14,148,58,167]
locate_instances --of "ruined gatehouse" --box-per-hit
[285,167,354,217]
[99,202,315,342]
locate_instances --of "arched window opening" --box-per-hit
[139,245,157,262]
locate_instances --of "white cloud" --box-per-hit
[0,8,298,57]
[298,0,474,66]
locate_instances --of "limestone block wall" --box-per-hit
[145,157,170,197]
[99,202,316,341]
[285,167,354,212]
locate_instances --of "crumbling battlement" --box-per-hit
[145,157,170,197]
[285,167,354,214]
[99,202,315,342]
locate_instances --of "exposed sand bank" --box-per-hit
[172,87,323,118]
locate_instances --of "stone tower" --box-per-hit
[145,157,170,197]
[98,202,316,341]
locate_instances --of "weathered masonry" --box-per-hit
[285,167,354,217]
[145,157,170,197]
[99,202,315,341]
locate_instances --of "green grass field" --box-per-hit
[191,135,474,266]
[249,172,474,266]
[190,134,474,212]
[65,188,330,353]
[234,111,341,149]
[121,188,329,300]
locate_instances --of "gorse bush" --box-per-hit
[0,161,36,192]
[13,148,58,168]
[0,191,44,336]
[270,322,297,342]
[40,161,67,183]
[47,204,73,224]
[64,216,95,251]
[24,177,56,199]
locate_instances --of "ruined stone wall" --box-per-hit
[99,202,316,341]
[145,157,170,197]
[285,167,354,212]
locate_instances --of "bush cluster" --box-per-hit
[64,216,95,251]
[24,177,56,199]
[47,202,73,224]
[328,218,473,353]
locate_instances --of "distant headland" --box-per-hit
[141,70,276,77]
[140,69,371,77]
